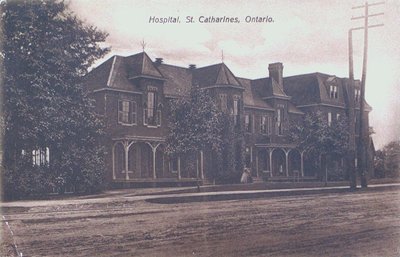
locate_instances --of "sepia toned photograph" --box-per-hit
[1,0,399,256]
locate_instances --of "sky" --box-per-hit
[69,0,400,149]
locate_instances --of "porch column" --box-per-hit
[146,142,160,180]
[177,156,181,180]
[162,154,165,177]
[152,148,156,179]
[112,144,116,180]
[200,150,204,179]
[285,150,289,177]
[256,150,259,178]
[124,142,129,180]
[269,149,273,177]
[123,141,136,180]
[250,146,253,170]
[301,151,305,177]
[196,157,199,178]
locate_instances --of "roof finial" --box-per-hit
[141,39,147,52]
[221,50,224,63]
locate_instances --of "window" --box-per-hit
[260,116,267,134]
[336,113,340,120]
[329,85,338,99]
[219,93,227,112]
[268,116,272,134]
[328,112,332,126]
[32,147,49,166]
[118,100,137,125]
[147,91,156,118]
[233,96,240,125]
[144,87,161,127]
[261,116,271,135]
[355,88,361,102]
[170,157,178,174]
[276,109,283,135]
[245,114,252,133]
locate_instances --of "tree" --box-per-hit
[375,141,400,178]
[1,0,109,198]
[166,87,246,183]
[373,149,386,178]
[217,112,246,183]
[289,111,350,180]
[166,87,224,179]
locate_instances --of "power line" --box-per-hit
[349,1,384,189]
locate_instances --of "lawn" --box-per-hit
[2,188,400,256]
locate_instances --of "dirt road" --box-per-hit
[2,188,400,256]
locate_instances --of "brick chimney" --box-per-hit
[268,62,284,87]
[189,64,196,70]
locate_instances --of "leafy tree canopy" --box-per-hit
[289,111,350,158]
[2,0,108,145]
[378,140,400,177]
[1,0,109,197]
[166,87,223,156]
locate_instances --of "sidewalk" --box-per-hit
[140,182,400,204]
[2,182,399,208]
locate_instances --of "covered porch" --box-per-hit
[111,137,205,183]
[254,143,315,179]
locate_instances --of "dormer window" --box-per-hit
[329,85,338,99]
[355,88,361,102]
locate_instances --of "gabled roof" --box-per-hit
[193,63,242,88]
[109,56,142,92]
[157,64,192,97]
[84,54,161,92]
[269,78,289,98]
[84,56,115,91]
[283,73,322,105]
[284,72,372,111]
[252,77,289,99]
[237,77,274,110]
[288,102,304,115]
[85,50,372,114]
[125,52,164,80]
[283,72,345,106]
[84,55,141,91]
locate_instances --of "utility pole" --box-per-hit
[350,1,384,188]
[348,29,357,190]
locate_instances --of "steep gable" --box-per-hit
[252,77,289,99]
[270,77,289,98]
[125,52,164,80]
[237,77,274,110]
[193,63,241,88]
[83,56,115,91]
[215,63,241,86]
